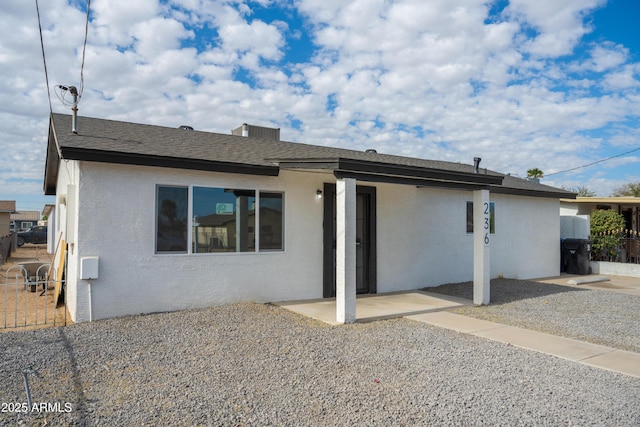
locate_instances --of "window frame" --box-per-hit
[155,185,189,254]
[155,184,284,255]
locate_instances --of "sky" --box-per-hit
[1,0,639,212]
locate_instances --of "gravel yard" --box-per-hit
[1,281,639,426]
[427,278,640,353]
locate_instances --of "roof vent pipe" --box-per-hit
[68,85,79,134]
[242,123,249,137]
[473,157,481,174]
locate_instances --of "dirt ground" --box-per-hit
[0,244,71,331]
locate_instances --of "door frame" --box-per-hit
[322,182,377,298]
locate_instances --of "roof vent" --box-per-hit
[473,157,481,174]
[365,149,377,153]
[232,123,280,141]
[179,125,194,130]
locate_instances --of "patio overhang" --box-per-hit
[274,157,504,189]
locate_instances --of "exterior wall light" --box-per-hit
[316,189,323,199]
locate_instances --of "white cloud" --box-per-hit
[506,0,606,57]
[214,5,286,61]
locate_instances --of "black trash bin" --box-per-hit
[561,239,592,275]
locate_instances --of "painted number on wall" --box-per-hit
[483,202,490,246]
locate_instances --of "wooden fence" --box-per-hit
[0,233,14,268]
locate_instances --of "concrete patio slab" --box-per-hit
[273,290,470,324]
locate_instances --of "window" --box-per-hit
[156,186,188,253]
[466,201,495,234]
[156,185,284,254]
[193,187,256,253]
[259,192,284,251]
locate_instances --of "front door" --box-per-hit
[323,184,376,298]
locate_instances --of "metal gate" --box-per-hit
[1,263,67,330]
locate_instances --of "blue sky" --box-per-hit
[1,0,639,212]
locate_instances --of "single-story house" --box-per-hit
[0,200,16,236]
[44,113,575,323]
[561,197,640,236]
[10,210,41,232]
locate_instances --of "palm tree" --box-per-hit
[527,168,544,179]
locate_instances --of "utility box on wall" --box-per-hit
[80,256,99,280]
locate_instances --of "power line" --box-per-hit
[35,0,52,115]
[79,0,91,98]
[545,146,640,177]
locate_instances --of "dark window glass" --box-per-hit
[193,187,255,253]
[156,186,188,253]
[259,192,284,251]
[467,201,495,234]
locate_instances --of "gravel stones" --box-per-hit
[1,290,639,426]
[427,278,640,353]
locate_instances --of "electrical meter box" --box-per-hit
[80,256,99,280]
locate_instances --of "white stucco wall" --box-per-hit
[53,160,81,319]
[488,194,560,280]
[375,186,561,292]
[67,163,329,322]
[61,161,563,322]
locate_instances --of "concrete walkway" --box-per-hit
[405,311,640,379]
[274,286,640,379]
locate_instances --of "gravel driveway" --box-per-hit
[1,280,639,426]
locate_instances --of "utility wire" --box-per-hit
[35,0,53,115]
[53,0,91,108]
[545,146,640,177]
[79,0,91,98]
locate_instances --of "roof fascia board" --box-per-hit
[277,157,503,186]
[276,159,341,170]
[338,159,503,185]
[560,197,640,204]
[43,118,61,195]
[334,170,491,190]
[490,186,576,199]
[61,147,280,177]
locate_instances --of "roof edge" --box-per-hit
[61,147,280,177]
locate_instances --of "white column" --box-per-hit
[473,189,491,305]
[336,178,357,323]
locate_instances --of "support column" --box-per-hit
[473,189,491,305]
[336,178,357,323]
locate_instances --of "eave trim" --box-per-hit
[61,147,280,177]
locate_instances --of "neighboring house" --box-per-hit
[0,200,16,236]
[11,210,41,232]
[561,197,640,236]
[44,113,575,323]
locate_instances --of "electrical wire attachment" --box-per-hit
[55,85,80,109]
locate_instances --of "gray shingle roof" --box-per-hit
[45,113,575,199]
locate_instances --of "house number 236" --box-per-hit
[483,202,490,246]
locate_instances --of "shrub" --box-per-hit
[590,209,626,260]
